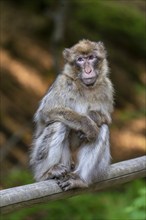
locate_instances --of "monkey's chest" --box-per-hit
[73,101,98,115]
[73,101,89,115]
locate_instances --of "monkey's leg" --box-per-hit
[31,122,71,181]
[58,124,110,191]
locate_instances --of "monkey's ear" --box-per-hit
[97,41,105,51]
[96,41,107,57]
[63,48,71,61]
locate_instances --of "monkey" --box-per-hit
[30,39,114,191]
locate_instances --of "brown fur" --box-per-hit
[30,40,113,190]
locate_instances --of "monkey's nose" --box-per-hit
[85,66,92,74]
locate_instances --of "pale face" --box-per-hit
[75,54,100,86]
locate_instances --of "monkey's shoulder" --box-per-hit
[37,75,74,111]
[56,74,76,90]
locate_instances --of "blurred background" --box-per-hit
[0,0,146,219]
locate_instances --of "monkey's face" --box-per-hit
[75,54,100,86]
[63,40,107,87]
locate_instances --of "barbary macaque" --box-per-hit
[30,39,114,191]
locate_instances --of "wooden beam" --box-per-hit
[0,156,146,214]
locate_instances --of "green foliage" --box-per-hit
[125,187,146,220]
[1,179,146,220]
[3,169,33,188]
[68,0,146,57]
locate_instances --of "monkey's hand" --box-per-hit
[88,110,111,127]
[81,115,99,141]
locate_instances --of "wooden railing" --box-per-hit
[0,156,146,214]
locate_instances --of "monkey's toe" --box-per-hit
[57,179,73,191]
[57,174,88,191]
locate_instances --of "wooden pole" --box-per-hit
[0,156,146,214]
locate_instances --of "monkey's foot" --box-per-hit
[57,173,88,191]
[43,164,69,180]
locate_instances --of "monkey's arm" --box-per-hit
[41,107,99,141]
[88,110,112,126]
[88,86,113,127]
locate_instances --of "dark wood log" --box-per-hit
[0,156,146,214]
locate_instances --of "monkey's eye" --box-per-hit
[77,57,84,62]
[88,55,94,60]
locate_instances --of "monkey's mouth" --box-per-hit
[82,77,97,86]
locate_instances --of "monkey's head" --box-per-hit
[63,39,108,87]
